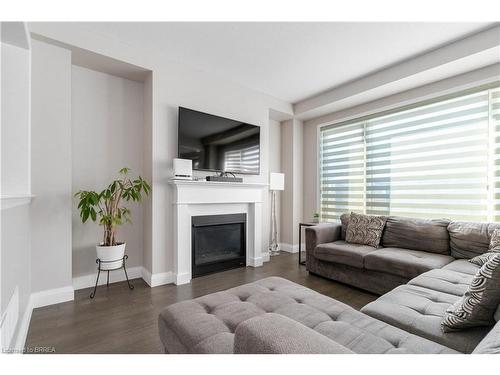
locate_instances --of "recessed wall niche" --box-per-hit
[69,50,152,285]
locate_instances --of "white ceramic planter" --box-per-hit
[96,242,126,270]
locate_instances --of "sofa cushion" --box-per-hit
[408,269,473,297]
[447,221,500,259]
[313,240,376,268]
[159,277,457,354]
[381,216,450,255]
[442,254,500,332]
[361,284,489,353]
[472,320,500,354]
[442,259,481,276]
[345,212,387,248]
[364,248,454,279]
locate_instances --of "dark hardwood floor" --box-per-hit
[25,253,377,354]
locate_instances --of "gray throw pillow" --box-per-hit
[442,253,500,332]
[345,212,387,248]
[469,227,500,266]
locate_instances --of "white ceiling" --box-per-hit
[61,22,495,103]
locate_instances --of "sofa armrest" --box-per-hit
[234,313,353,354]
[305,223,342,253]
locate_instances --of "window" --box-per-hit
[319,84,500,223]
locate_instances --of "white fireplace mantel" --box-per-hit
[170,179,268,285]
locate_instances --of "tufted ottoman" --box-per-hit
[158,277,457,354]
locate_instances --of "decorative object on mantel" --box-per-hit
[173,158,193,180]
[74,168,151,297]
[269,172,285,256]
[206,171,243,183]
[312,212,320,223]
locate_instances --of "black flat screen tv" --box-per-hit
[178,107,260,175]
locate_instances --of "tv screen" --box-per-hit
[178,107,260,175]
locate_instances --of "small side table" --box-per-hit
[298,222,319,265]
[90,255,134,299]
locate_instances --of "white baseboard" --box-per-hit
[174,272,191,285]
[14,297,33,352]
[279,243,303,253]
[142,268,174,287]
[6,286,73,353]
[262,251,270,262]
[73,266,143,290]
[248,256,264,267]
[30,286,74,309]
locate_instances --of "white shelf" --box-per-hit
[1,194,35,210]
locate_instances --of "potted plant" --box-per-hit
[312,212,320,223]
[75,168,151,270]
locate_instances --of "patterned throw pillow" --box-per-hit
[469,227,500,266]
[490,227,500,251]
[442,253,500,332]
[345,212,387,248]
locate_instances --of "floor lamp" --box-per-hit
[269,172,284,256]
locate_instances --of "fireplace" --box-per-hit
[191,213,246,278]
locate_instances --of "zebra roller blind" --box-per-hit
[320,84,500,222]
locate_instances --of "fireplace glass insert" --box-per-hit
[191,213,246,277]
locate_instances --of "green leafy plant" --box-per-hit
[74,168,151,247]
[313,212,320,219]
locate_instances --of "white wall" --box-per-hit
[1,43,30,195]
[1,26,32,350]
[268,119,281,246]
[1,205,31,347]
[280,119,303,249]
[142,73,153,274]
[28,23,293,283]
[30,40,73,295]
[303,120,318,221]
[71,65,145,279]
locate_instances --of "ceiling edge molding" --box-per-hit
[294,24,500,118]
[304,62,500,128]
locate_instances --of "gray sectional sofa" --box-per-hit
[306,215,500,354]
[157,215,500,354]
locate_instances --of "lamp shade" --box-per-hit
[269,172,285,191]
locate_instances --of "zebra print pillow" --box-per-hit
[345,212,387,248]
[442,253,500,332]
[469,227,500,266]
